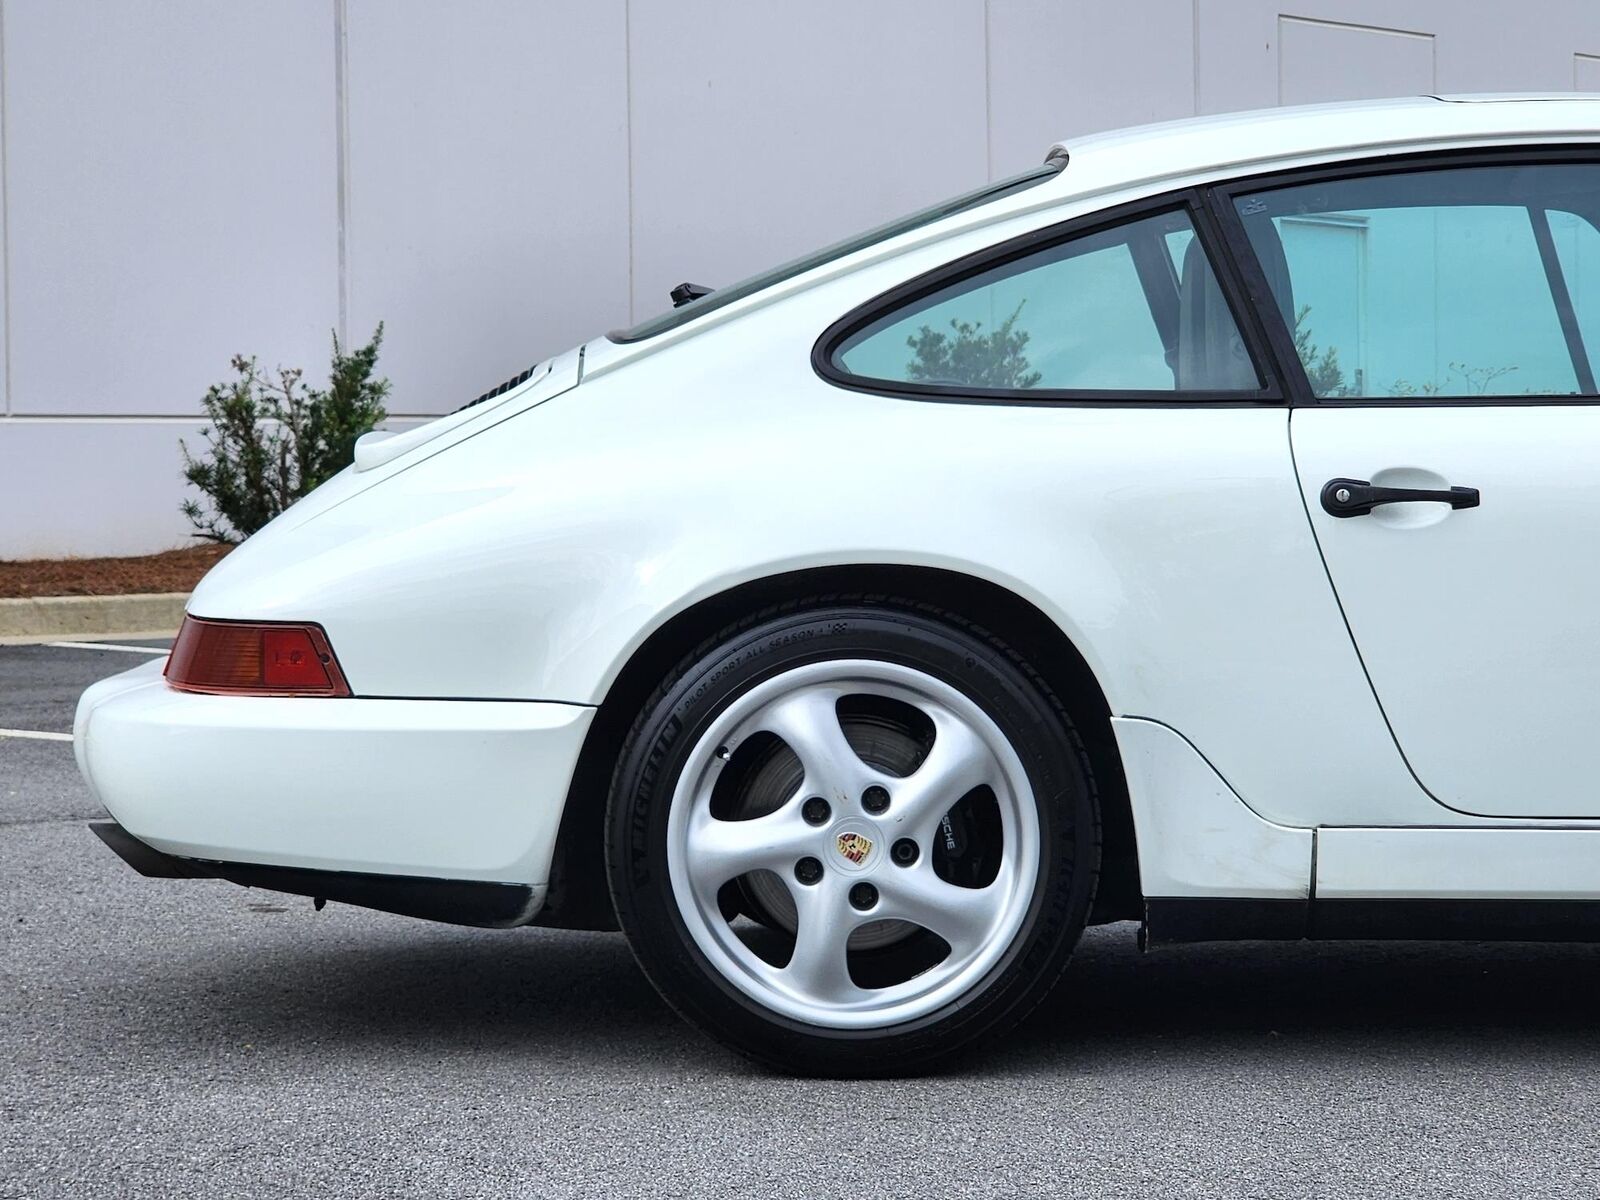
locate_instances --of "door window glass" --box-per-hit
[1234,164,1600,398]
[1550,207,1600,363]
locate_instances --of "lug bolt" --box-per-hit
[849,882,878,911]
[801,797,831,825]
[794,856,824,885]
[891,838,919,866]
[862,785,891,814]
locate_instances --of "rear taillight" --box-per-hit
[165,617,351,697]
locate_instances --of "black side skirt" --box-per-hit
[89,821,538,929]
[1146,896,1600,948]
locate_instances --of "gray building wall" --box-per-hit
[3,0,1599,558]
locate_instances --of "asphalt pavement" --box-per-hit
[4,641,1600,1198]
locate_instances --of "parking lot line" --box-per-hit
[45,641,168,655]
[0,727,74,742]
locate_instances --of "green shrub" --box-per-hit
[181,325,390,543]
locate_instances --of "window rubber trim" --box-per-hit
[810,187,1286,408]
[1206,142,1600,409]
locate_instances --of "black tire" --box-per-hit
[605,598,1100,1076]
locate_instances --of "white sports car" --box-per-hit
[77,95,1600,1074]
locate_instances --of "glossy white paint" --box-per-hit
[1111,719,1311,899]
[74,97,1600,913]
[351,360,553,472]
[264,345,583,536]
[1317,827,1600,899]
[189,201,1441,837]
[199,357,1430,833]
[75,658,591,887]
[1292,405,1600,819]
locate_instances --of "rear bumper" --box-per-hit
[75,659,595,908]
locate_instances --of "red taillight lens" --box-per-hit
[165,617,351,697]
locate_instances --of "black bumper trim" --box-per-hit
[90,820,213,879]
[1310,898,1600,943]
[1144,897,1308,946]
[1145,895,1600,947]
[88,821,539,929]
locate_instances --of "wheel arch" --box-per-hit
[536,563,1141,931]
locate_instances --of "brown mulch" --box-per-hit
[0,545,232,599]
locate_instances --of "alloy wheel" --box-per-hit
[665,658,1041,1030]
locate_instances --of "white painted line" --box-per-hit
[0,728,74,742]
[45,641,168,655]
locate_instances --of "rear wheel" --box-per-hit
[606,602,1099,1075]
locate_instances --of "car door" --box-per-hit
[1226,153,1600,819]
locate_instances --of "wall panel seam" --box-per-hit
[1191,0,1201,115]
[334,0,351,345]
[624,0,635,324]
[982,0,993,179]
[0,0,11,417]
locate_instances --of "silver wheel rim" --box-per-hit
[666,659,1041,1030]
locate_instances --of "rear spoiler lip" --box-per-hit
[89,820,212,879]
[86,821,542,928]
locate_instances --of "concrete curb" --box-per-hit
[0,593,186,641]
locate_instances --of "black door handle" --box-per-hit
[1320,477,1480,519]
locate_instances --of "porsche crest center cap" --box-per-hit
[835,830,874,867]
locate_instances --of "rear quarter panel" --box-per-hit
[189,237,1422,830]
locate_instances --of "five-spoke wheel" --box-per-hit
[667,660,1039,1028]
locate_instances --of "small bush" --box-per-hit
[181,325,390,543]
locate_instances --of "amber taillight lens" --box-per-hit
[165,617,351,697]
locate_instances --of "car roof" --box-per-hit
[1046,94,1600,201]
[582,94,1600,378]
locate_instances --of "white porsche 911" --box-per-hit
[76,94,1600,1074]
